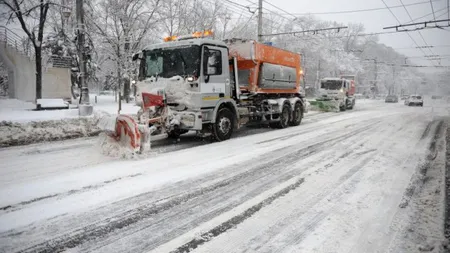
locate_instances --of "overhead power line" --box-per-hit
[394,45,450,49]
[381,0,437,67]
[430,0,437,20]
[383,18,450,30]
[274,0,445,15]
[262,0,296,19]
[223,0,256,14]
[399,0,437,65]
[404,7,447,24]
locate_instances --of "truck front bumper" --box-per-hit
[172,111,203,130]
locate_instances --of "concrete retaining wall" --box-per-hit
[0,42,71,102]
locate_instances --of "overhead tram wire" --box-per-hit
[399,0,440,65]
[203,0,288,38]
[273,0,446,15]
[381,0,437,67]
[431,0,437,20]
[243,0,294,22]
[405,7,447,24]
[223,0,256,14]
[234,0,312,40]
[226,0,294,30]
[262,0,297,19]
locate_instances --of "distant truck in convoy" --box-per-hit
[316,76,356,111]
[98,31,306,152]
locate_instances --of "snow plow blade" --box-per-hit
[309,99,340,112]
[97,114,142,153]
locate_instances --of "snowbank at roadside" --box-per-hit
[0,95,140,147]
[0,115,101,147]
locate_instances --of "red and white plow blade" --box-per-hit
[97,114,142,153]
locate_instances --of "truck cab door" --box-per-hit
[201,45,230,107]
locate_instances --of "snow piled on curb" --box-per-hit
[0,117,100,147]
[0,111,122,147]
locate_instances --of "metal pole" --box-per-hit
[374,58,378,97]
[76,0,92,115]
[392,66,396,94]
[257,0,263,42]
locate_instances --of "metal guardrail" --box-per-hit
[0,26,35,59]
[0,26,73,69]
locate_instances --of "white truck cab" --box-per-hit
[317,77,355,111]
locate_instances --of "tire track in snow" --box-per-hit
[0,173,143,213]
[7,119,383,253]
[190,113,422,253]
[170,178,306,253]
[97,121,385,253]
[251,155,374,253]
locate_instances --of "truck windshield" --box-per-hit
[143,46,200,78]
[321,80,342,90]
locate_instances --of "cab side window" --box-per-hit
[205,49,222,75]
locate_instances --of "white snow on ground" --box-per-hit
[0,95,139,123]
[0,98,448,253]
[36,99,68,108]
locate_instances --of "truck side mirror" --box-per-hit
[132,51,145,61]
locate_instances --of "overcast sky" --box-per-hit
[265,0,450,73]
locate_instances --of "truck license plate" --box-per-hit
[181,115,195,127]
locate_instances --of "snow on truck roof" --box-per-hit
[143,38,227,51]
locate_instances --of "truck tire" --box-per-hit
[212,107,234,141]
[340,102,347,111]
[290,102,303,126]
[347,99,354,110]
[271,103,291,129]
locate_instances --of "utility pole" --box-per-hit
[364,58,378,98]
[392,66,396,94]
[76,0,93,116]
[315,59,321,92]
[257,0,263,42]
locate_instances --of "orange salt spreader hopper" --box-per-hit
[227,40,302,95]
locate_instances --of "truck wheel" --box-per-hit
[271,103,291,129]
[212,108,234,141]
[340,103,347,111]
[347,101,354,110]
[290,102,303,126]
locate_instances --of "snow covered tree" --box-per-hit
[87,0,160,102]
[1,0,52,109]
[41,0,99,100]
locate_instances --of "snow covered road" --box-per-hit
[0,99,449,253]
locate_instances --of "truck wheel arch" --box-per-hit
[288,97,305,114]
[212,99,239,129]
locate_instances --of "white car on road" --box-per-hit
[405,95,423,106]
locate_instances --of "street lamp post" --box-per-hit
[76,0,93,116]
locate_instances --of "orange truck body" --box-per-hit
[227,40,302,95]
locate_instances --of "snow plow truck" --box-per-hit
[98,31,306,153]
[315,75,356,112]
